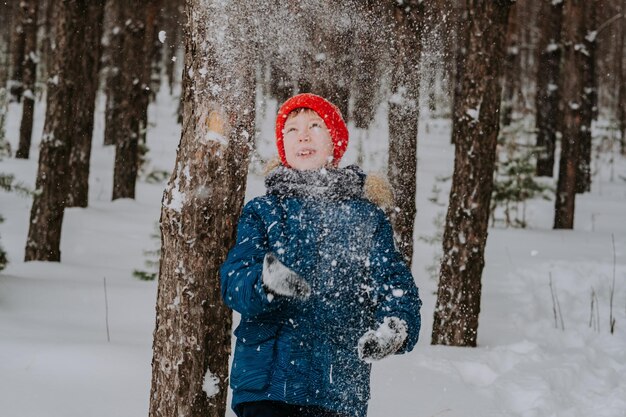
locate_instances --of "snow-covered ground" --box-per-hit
[1,88,625,417]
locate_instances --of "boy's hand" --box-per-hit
[262,252,311,300]
[358,317,408,362]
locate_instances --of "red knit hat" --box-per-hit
[275,93,349,167]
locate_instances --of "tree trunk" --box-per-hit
[66,0,105,208]
[24,0,89,262]
[451,0,468,144]
[351,9,381,130]
[432,0,513,347]
[616,0,626,155]
[387,0,423,267]
[0,1,13,144]
[103,0,123,146]
[501,2,520,127]
[111,1,147,200]
[8,0,28,102]
[15,0,39,159]
[148,2,256,417]
[554,0,588,229]
[575,0,597,194]
[535,0,564,177]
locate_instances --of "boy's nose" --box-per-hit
[298,132,310,142]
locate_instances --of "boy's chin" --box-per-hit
[289,159,327,171]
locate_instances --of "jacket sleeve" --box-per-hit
[369,209,422,354]
[220,200,286,318]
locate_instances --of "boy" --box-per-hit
[220,93,421,417]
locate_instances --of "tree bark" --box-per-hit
[15,0,39,159]
[148,2,256,417]
[0,1,14,144]
[103,0,123,146]
[8,0,28,102]
[616,0,626,155]
[111,0,147,200]
[24,0,89,262]
[451,0,468,144]
[66,0,105,208]
[432,0,513,347]
[535,0,564,177]
[554,0,588,229]
[387,0,423,267]
[501,2,520,127]
[352,1,382,130]
[575,0,597,194]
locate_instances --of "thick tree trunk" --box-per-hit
[111,1,147,200]
[24,0,88,262]
[535,0,564,177]
[554,0,588,229]
[387,1,423,267]
[432,0,513,347]
[148,2,256,417]
[15,0,38,159]
[575,1,597,194]
[66,0,105,208]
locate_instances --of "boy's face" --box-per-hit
[283,110,334,170]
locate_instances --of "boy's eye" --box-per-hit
[310,122,321,129]
[286,127,296,133]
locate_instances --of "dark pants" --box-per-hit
[237,400,353,417]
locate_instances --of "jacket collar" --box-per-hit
[265,165,365,200]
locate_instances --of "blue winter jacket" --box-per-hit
[220,165,422,417]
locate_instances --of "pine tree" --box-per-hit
[24,0,93,261]
[387,0,423,266]
[432,0,514,347]
[111,0,148,200]
[15,0,39,159]
[148,2,256,417]
[554,0,591,229]
[66,0,105,207]
[535,0,564,177]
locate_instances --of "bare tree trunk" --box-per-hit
[15,0,39,159]
[387,0,423,267]
[103,0,123,146]
[66,0,105,208]
[111,0,147,200]
[0,1,13,144]
[451,0,468,144]
[535,0,564,177]
[8,0,27,102]
[24,0,90,262]
[351,2,382,130]
[432,0,513,347]
[148,2,256,417]
[163,0,183,95]
[575,0,597,194]
[554,0,589,229]
[618,0,626,156]
[501,2,520,127]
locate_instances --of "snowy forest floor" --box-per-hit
[1,88,625,417]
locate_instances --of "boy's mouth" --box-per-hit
[297,148,316,157]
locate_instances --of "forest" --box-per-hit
[0,1,625,417]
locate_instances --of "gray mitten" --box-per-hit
[262,252,311,300]
[358,317,408,363]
